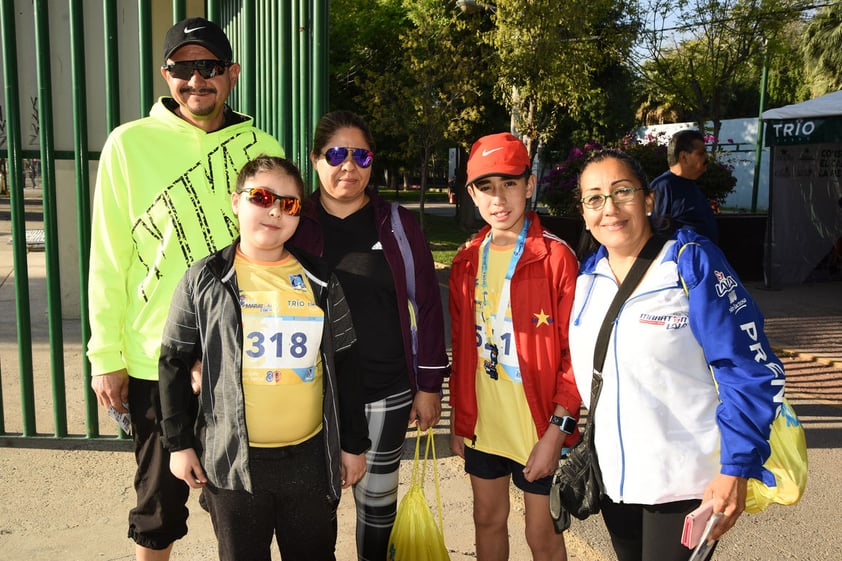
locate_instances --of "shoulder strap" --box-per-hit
[589,235,666,412]
[390,203,419,376]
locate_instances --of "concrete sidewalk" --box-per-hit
[1,193,841,559]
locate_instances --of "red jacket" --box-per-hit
[448,213,581,446]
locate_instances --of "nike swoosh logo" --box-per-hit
[183,26,206,34]
[482,147,503,157]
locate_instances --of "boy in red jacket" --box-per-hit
[449,133,581,561]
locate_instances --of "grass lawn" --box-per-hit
[422,212,475,266]
[378,187,476,267]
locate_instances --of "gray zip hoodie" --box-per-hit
[158,241,369,500]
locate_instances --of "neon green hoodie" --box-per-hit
[87,98,283,380]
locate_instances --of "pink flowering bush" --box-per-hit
[540,133,736,216]
[540,141,604,217]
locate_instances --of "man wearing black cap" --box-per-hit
[87,17,283,561]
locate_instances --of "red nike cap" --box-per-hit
[466,132,531,186]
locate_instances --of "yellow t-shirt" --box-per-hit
[235,250,324,447]
[469,242,538,465]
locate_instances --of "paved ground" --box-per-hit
[1,193,841,560]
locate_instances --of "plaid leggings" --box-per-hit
[352,389,414,561]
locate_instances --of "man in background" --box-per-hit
[651,129,719,243]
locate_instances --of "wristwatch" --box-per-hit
[549,414,577,435]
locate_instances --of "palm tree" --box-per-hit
[801,4,842,95]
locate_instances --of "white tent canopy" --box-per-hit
[763,89,842,120]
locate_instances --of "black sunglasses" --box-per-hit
[162,59,231,80]
[323,146,374,168]
[239,188,301,216]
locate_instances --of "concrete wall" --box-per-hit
[2,1,205,319]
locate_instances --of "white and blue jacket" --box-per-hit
[569,229,783,505]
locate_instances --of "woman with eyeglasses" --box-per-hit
[289,110,450,561]
[158,155,368,560]
[567,150,784,561]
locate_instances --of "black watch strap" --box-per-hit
[549,414,577,435]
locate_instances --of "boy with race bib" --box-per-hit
[448,133,582,561]
[158,155,368,561]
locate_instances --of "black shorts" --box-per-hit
[127,377,191,549]
[464,446,552,495]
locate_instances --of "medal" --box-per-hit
[483,342,499,379]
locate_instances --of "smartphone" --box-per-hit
[681,500,714,549]
[687,511,724,561]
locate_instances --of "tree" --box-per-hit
[635,0,806,145]
[488,0,640,157]
[801,3,842,95]
[358,0,495,230]
[764,22,810,106]
[328,0,411,191]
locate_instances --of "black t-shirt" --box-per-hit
[319,203,409,401]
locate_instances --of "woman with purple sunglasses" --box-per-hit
[289,110,450,561]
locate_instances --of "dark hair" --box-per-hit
[667,129,705,167]
[574,149,652,259]
[312,110,375,157]
[575,149,650,199]
[236,155,305,198]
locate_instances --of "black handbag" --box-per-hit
[550,235,665,524]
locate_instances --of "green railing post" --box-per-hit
[206,0,221,24]
[290,1,301,167]
[102,0,129,439]
[298,0,309,177]
[172,0,186,23]
[69,0,95,438]
[751,45,769,213]
[0,359,5,434]
[312,0,328,190]
[34,0,68,437]
[279,1,292,155]
[241,1,255,118]
[103,1,120,131]
[0,0,36,436]
[138,0,153,117]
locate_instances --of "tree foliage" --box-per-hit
[354,0,498,226]
[801,2,842,95]
[488,0,640,157]
[327,0,410,189]
[635,0,806,144]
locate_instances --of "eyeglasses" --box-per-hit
[162,59,231,80]
[239,188,301,216]
[580,187,642,210]
[323,147,374,168]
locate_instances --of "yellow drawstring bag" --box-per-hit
[744,398,808,513]
[676,246,808,514]
[387,427,450,561]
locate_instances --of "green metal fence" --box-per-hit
[0,0,327,448]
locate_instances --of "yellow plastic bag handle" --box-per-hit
[411,426,445,536]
